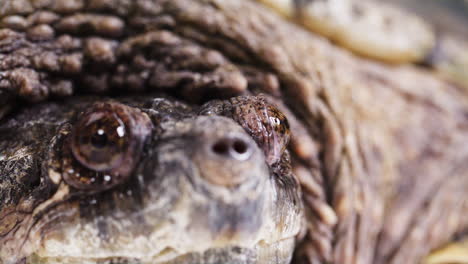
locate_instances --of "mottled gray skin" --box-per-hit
[0,95,302,264]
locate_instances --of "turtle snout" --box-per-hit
[210,136,254,161]
[193,131,265,188]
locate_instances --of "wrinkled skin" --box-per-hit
[0,95,302,264]
[0,0,468,264]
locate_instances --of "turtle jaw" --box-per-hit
[22,171,300,264]
[24,158,302,264]
[26,237,296,264]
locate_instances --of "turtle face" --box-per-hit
[0,96,302,264]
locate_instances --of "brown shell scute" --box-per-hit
[63,101,152,192]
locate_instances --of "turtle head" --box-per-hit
[0,95,303,264]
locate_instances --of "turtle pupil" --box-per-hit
[91,130,108,148]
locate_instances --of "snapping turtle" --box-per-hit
[0,0,468,264]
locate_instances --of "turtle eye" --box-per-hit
[230,96,290,165]
[72,110,128,171]
[63,102,152,191]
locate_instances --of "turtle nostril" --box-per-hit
[211,137,253,161]
[233,139,248,155]
[212,139,230,155]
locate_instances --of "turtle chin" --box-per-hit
[26,238,296,264]
[23,161,301,264]
[165,239,297,264]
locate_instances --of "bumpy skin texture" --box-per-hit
[0,0,468,264]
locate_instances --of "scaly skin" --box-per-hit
[0,1,468,264]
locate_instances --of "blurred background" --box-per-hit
[384,0,468,39]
